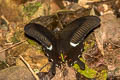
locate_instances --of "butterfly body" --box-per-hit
[24,16,100,79]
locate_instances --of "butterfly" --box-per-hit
[24,16,100,79]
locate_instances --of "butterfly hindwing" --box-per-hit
[69,16,100,47]
[60,16,100,49]
[24,23,56,51]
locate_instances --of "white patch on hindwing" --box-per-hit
[70,42,79,47]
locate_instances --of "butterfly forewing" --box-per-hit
[24,23,55,50]
[70,16,100,47]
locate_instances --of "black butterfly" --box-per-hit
[24,16,100,79]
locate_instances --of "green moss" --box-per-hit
[96,70,107,80]
[73,58,108,79]
[23,2,41,17]
[27,39,37,45]
[84,40,95,52]
[11,36,20,43]
[27,39,42,51]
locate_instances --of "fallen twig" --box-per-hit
[0,40,26,53]
[19,55,40,80]
[1,15,9,25]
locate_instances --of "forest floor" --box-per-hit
[0,0,120,80]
